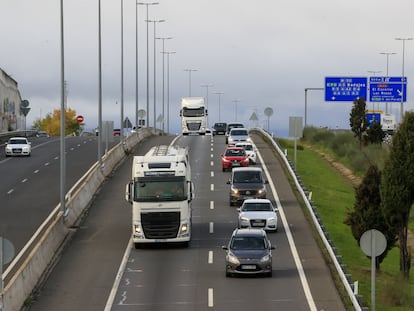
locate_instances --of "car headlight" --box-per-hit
[228,252,240,265]
[267,217,277,224]
[239,216,249,223]
[260,254,271,263]
[257,187,266,195]
[222,157,231,163]
[231,186,239,195]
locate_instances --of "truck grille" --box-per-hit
[187,122,201,130]
[141,212,180,239]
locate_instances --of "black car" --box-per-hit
[222,228,274,277]
[213,122,227,135]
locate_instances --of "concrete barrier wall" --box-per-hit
[2,128,157,311]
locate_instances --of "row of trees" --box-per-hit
[32,108,83,136]
[347,97,413,279]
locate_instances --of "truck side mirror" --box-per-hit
[125,181,133,203]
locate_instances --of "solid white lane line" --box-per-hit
[255,146,317,311]
[104,238,133,311]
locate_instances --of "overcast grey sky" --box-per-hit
[1,0,414,136]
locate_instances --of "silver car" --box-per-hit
[227,128,250,146]
[222,228,274,277]
[238,199,278,232]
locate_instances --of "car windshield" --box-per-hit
[231,236,267,250]
[231,130,248,136]
[233,171,262,183]
[244,145,253,151]
[242,203,272,212]
[225,149,245,157]
[9,139,27,144]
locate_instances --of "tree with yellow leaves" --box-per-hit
[32,108,83,136]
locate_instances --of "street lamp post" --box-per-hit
[367,70,382,111]
[304,88,324,127]
[380,52,397,113]
[156,36,172,133]
[232,99,241,121]
[146,19,165,132]
[200,83,213,126]
[213,91,224,122]
[184,69,197,96]
[138,2,159,128]
[162,51,176,134]
[395,37,413,122]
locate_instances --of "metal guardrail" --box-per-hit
[252,127,365,311]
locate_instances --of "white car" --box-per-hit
[5,137,31,157]
[235,142,257,164]
[237,199,278,232]
[227,128,250,146]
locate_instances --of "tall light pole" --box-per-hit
[156,36,172,133]
[184,68,197,96]
[232,99,241,121]
[162,51,176,134]
[134,1,139,129]
[146,19,165,132]
[98,0,102,163]
[200,83,213,126]
[395,37,412,122]
[304,88,324,127]
[380,52,397,113]
[367,70,382,111]
[138,2,159,128]
[213,91,224,122]
[59,0,67,217]
[120,0,124,139]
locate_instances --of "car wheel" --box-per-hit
[267,271,273,277]
[222,167,225,172]
[226,270,232,277]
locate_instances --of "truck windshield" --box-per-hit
[182,107,205,117]
[134,176,187,202]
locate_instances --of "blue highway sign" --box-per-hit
[369,76,407,102]
[325,77,367,101]
[366,113,381,127]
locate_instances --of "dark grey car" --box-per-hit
[222,228,274,277]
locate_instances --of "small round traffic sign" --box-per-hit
[360,229,387,257]
[76,115,84,123]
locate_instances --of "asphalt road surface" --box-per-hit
[28,133,346,311]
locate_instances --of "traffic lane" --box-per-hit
[208,136,311,310]
[0,136,118,254]
[111,134,311,310]
[28,135,175,311]
[251,133,346,311]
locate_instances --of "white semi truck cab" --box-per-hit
[180,97,208,135]
[125,145,194,248]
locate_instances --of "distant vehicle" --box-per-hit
[235,142,256,164]
[36,131,49,138]
[222,228,274,277]
[227,167,268,206]
[225,122,244,143]
[238,199,278,232]
[205,128,212,136]
[180,97,208,135]
[5,137,31,157]
[213,122,227,135]
[227,128,250,146]
[113,128,121,136]
[221,147,249,172]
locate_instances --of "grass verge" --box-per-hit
[276,137,414,311]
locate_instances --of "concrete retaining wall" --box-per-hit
[2,128,156,311]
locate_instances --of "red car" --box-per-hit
[221,147,249,172]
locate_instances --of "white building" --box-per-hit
[0,67,24,132]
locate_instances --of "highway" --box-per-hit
[0,135,118,255]
[26,133,346,311]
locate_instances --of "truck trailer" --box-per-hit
[125,145,194,248]
[180,97,208,135]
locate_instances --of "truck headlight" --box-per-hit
[134,224,144,238]
[179,223,190,236]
